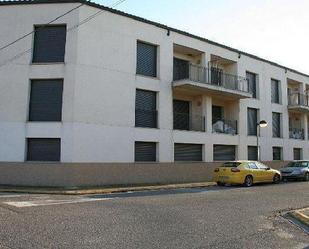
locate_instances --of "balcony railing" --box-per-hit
[173,112,205,132]
[212,119,238,135]
[173,63,249,93]
[288,93,309,107]
[289,128,304,140]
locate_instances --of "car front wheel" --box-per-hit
[244,175,253,187]
[273,174,280,184]
[304,173,309,182]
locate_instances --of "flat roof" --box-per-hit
[1,0,308,78]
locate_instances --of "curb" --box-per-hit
[288,208,309,228]
[0,182,217,195]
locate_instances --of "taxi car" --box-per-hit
[213,161,281,187]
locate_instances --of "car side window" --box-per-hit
[248,163,258,169]
[257,162,267,169]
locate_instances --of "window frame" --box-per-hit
[136,40,158,78]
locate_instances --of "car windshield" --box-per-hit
[284,161,308,168]
[220,162,241,167]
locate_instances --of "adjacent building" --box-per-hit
[0,0,308,186]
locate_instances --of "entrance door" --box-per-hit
[173,100,190,130]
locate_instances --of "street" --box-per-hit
[0,182,308,249]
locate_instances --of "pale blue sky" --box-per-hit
[96,0,309,74]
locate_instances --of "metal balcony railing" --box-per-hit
[289,128,304,140]
[288,93,309,107]
[173,63,249,93]
[212,119,238,135]
[173,112,205,132]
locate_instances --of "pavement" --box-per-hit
[0,181,308,249]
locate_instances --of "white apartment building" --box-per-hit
[0,0,308,186]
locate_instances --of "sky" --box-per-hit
[95,0,309,75]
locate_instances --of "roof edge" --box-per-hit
[1,0,308,78]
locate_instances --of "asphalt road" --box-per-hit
[0,182,308,249]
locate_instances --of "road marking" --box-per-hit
[4,197,114,208]
[0,194,23,198]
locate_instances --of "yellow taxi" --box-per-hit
[213,161,281,187]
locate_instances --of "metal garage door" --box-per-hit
[213,145,236,161]
[174,143,202,161]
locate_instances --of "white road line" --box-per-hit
[0,194,23,198]
[4,197,114,208]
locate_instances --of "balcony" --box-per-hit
[212,119,237,135]
[289,128,304,140]
[288,93,309,113]
[173,63,252,99]
[173,113,205,132]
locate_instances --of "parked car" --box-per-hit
[213,161,281,187]
[280,161,309,181]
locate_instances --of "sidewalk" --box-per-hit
[0,182,216,195]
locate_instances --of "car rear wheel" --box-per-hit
[273,174,280,184]
[244,175,253,187]
[304,173,309,182]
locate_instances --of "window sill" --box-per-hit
[25,161,61,164]
[136,74,160,81]
[31,62,65,65]
[135,126,159,130]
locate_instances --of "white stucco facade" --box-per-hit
[1,1,309,164]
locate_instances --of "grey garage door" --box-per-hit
[213,145,236,161]
[27,138,61,162]
[174,143,202,161]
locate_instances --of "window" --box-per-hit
[293,148,302,160]
[248,162,258,169]
[272,112,281,138]
[32,25,66,63]
[173,100,190,130]
[135,142,156,162]
[174,143,203,161]
[247,108,258,136]
[256,162,268,169]
[213,145,236,161]
[135,89,157,128]
[29,79,63,121]
[248,146,258,161]
[27,138,60,161]
[273,147,282,161]
[271,79,280,104]
[173,58,189,80]
[136,41,157,77]
[246,72,257,98]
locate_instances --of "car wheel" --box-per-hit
[217,182,225,186]
[304,173,309,182]
[273,174,280,184]
[244,175,253,187]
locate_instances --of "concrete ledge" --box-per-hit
[0,182,217,195]
[288,208,309,228]
[0,161,287,187]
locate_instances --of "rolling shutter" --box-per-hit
[135,89,157,128]
[136,41,157,77]
[247,108,257,136]
[246,72,257,98]
[293,148,301,160]
[27,138,60,161]
[248,146,258,161]
[273,147,282,160]
[271,79,280,103]
[29,79,63,121]
[173,58,189,80]
[135,142,156,162]
[174,143,202,161]
[213,145,236,161]
[32,25,66,63]
[272,112,281,137]
[173,100,190,130]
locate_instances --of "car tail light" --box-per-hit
[214,168,219,172]
[231,168,240,173]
